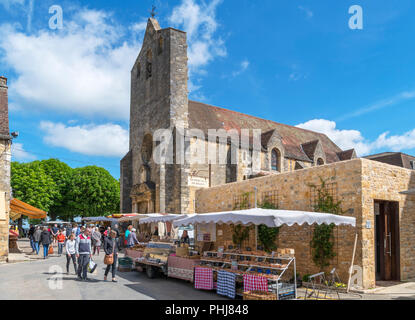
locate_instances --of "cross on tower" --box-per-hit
[150,5,157,18]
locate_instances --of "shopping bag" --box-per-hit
[48,245,54,255]
[88,259,97,274]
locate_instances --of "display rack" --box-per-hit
[199,251,297,300]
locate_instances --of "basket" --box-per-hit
[176,246,189,257]
[243,291,277,300]
[118,257,133,267]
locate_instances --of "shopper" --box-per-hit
[33,226,42,255]
[104,230,120,282]
[75,228,92,281]
[92,227,102,255]
[72,223,80,237]
[66,225,72,239]
[57,230,66,256]
[126,228,139,248]
[28,224,35,253]
[65,233,77,275]
[51,224,59,244]
[40,227,52,259]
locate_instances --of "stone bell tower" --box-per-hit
[120,18,190,214]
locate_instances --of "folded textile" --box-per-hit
[243,274,268,292]
[217,270,236,299]
[194,267,213,290]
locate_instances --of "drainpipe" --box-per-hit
[254,186,257,208]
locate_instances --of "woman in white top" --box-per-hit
[66,233,77,275]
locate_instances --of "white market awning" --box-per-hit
[173,208,356,228]
[138,214,184,224]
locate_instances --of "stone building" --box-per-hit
[120,18,355,215]
[0,76,12,263]
[195,158,415,289]
[364,152,415,170]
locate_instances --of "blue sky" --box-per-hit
[0,0,414,179]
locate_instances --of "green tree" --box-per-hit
[64,166,120,219]
[11,161,59,212]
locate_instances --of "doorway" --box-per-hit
[374,200,400,281]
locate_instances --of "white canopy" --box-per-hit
[139,214,184,224]
[173,208,356,228]
[117,213,162,223]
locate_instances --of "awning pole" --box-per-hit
[254,187,257,208]
[255,225,258,250]
[347,232,358,293]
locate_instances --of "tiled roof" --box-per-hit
[188,100,344,163]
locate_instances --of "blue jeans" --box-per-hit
[58,243,64,255]
[30,239,35,251]
[43,244,49,258]
[34,242,40,254]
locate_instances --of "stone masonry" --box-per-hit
[195,158,415,289]
[0,76,11,263]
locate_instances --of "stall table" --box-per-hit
[168,255,200,282]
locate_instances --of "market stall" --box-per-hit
[173,208,356,300]
[138,214,200,282]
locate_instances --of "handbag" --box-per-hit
[104,254,114,265]
[48,245,54,254]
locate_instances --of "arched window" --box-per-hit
[317,158,324,166]
[158,37,164,55]
[141,134,153,164]
[146,50,152,79]
[136,63,141,79]
[271,148,281,172]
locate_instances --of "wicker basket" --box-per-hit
[243,291,277,300]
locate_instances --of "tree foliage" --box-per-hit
[11,160,120,220]
[258,201,280,252]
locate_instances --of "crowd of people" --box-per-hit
[27,223,125,282]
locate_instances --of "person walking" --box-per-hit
[104,230,120,282]
[126,228,139,248]
[57,229,66,256]
[40,227,52,259]
[51,224,59,245]
[75,228,92,281]
[28,224,35,253]
[33,226,42,255]
[92,227,102,255]
[65,233,77,275]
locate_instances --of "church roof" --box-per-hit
[188,100,348,163]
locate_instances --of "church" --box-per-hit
[120,18,356,215]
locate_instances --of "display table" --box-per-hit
[125,248,144,259]
[168,255,200,282]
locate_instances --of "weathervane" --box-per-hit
[150,5,157,18]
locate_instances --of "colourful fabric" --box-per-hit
[217,270,236,298]
[243,274,268,292]
[194,267,213,290]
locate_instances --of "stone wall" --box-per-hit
[0,76,10,263]
[195,158,415,289]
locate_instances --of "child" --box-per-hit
[57,230,66,256]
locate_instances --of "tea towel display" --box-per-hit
[243,274,268,292]
[217,270,236,298]
[194,266,214,290]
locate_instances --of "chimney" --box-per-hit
[0,76,10,136]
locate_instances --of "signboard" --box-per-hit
[188,176,209,188]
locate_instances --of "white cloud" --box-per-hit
[297,119,415,157]
[0,9,141,120]
[169,0,226,80]
[0,0,25,10]
[40,121,129,157]
[11,142,36,161]
[231,60,249,77]
[338,90,415,121]
[296,119,372,155]
[298,6,313,19]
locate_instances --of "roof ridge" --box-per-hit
[189,100,331,137]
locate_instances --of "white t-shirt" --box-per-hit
[66,239,76,255]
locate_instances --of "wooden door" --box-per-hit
[375,201,400,281]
